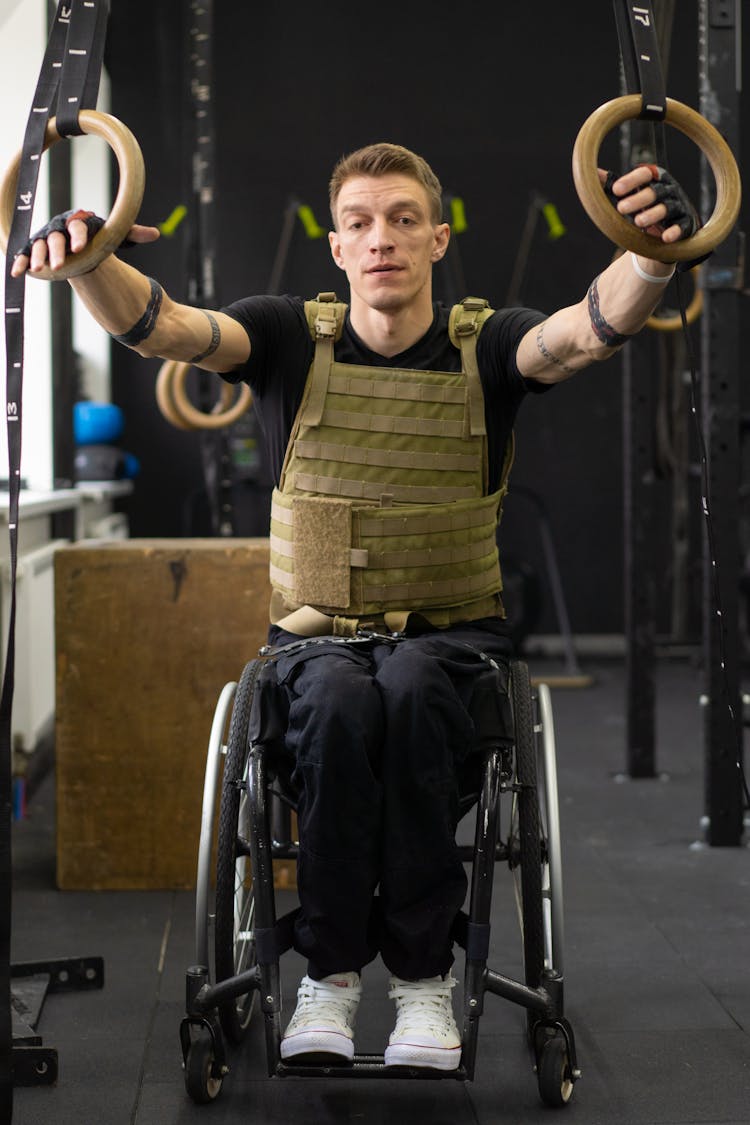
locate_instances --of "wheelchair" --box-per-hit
[179,638,580,1108]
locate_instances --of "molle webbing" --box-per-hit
[271,294,509,622]
[270,489,504,613]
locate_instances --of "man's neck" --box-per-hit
[348,295,435,358]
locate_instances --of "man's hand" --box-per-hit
[10,209,160,277]
[598,165,700,245]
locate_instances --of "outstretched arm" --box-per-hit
[517,165,693,384]
[10,214,251,373]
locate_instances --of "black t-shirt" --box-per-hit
[221,295,547,492]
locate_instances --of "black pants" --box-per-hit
[268,620,513,982]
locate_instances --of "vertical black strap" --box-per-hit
[188,0,216,307]
[613,0,671,169]
[1,8,71,1117]
[185,0,233,535]
[56,0,110,137]
[1,3,110,1114]
[612,0,667,119]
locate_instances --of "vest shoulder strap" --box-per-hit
[448,295,495,347]
[304,292,348,342]
[449,297,495,438]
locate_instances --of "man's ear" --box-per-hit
[431,222,451,263]
[329,230,345,270]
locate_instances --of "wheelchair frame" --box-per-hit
[180,650,580,1107]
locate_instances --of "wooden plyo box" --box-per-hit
[55,538,273,890]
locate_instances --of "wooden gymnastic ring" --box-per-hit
[171,362,251,429]
[572,95,741,264]
[0,110,145,280]
[156,360,246,430]
[156,360,252,430]
[155,361,194,430]
[612,247,704,332]
[646,265,703,332]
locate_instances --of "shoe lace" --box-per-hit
[292,977,359,1027]
[388,977,457,1034]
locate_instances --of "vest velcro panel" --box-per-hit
[270,488,504,615]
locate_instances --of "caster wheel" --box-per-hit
[185,1029,223,1104]
[537,1033,575,1108]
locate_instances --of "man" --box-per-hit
[11,142,693,1070]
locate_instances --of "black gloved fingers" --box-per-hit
[602,170,620,208]
[643,168,706,267]
[67,209,106,239]
[649,180,699,236]
[14,208,106,260]
[655,198,697,238]
[602,164,707,270]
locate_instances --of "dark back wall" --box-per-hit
[104,1,744,636]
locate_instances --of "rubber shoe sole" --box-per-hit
[384,1041,461,1071]
[280,1028,354,1063]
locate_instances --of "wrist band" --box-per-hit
[630,252,675,284]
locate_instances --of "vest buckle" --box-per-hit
[315,318,338,338]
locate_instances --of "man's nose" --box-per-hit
[369,220,394,252]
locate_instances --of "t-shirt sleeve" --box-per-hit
[477,306,550,401]
[220,294,312,394]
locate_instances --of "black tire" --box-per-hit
[509,661,544,991]
[214,659,263,1044]
[535,683,564,978]
[537,1033,575,1108]
[184,1028,223,1103]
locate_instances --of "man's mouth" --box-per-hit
[367,264,401,274]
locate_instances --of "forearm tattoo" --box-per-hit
[112,278,164,347]
[189,311,221,364]
[587,275,631,348]
[536,322,576,376]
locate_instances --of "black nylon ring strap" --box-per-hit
[613,0,670,173]
[1,3,110,1117]
[613,0,667,121]
[55,0,109,138]
[0,9,72,1114]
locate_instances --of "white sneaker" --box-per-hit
[384,973,462,1070]
[280,972,361,1062]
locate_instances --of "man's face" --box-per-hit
[328,174,450,313]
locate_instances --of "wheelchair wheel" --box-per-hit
[195,681,237,971]
[508,661,545,990]
[214,659,263,1044]
[536,1029,575,1107]
[536,682,564,976]
[184,1027,223,1104]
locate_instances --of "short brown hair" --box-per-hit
[329,143,444,227]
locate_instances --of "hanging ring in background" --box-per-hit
[647,265,703,332]
[613,247,705,331]
[156,360,252,430]
[0,110,145,280]
[572,95,741,264]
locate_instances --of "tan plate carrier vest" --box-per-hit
[269,293,514,637]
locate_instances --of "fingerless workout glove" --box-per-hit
[15,208,134,261]
[603,167,707,271]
